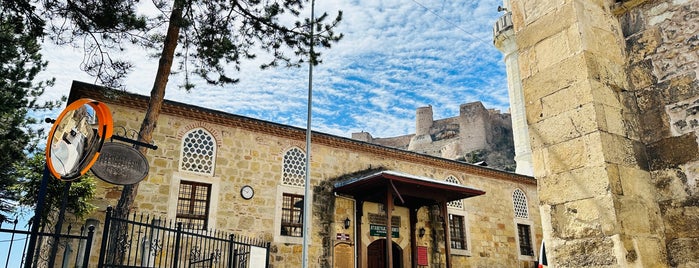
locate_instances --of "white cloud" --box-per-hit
[37,0,510,140]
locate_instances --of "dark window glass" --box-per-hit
[176,181,211,229]
[281,193,304,237]
[517,224,534,256]
[449,214,467,250]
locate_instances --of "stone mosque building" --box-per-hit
[69,81,541,267]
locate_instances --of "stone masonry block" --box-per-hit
[626,236,668,268]
[540,81,594,119]
[627,59,657,90]
[574,0,620,31]
[659,199,699,240]
[521,0,563,25]
[518,47,538,79]
[638,108,671,144]
[544,137,589,174]
[524,98,543,125]
[599,132,643,167]
[667,238,699,267]
[590,79,624,109]
[595,104,626,137]
[533,28,581,72]
[580,25,626,65]
[616,197,652,235]
[585,52,629,92]
[621,114,643,143]
[515,0,573,50]
[617,164,655,197]
[608,164,624,195]
[666,94,699,136]
[619,7,646,38]
[650,168,691,202]
[539,165,612,206]
[647,133,699,170]
[522,53,589,108]
[659,72,699,104]
[529,103,600,149]
[625,27,662,64]
[635,84,664,113]
[550,196,618,240]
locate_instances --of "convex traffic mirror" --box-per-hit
[45,98,113,181]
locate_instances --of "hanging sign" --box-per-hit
[45,98,113,181]
[91,142,149,185]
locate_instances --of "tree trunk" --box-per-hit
[108,1,184,264]
[112,0,183,224]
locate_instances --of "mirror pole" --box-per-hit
[48,181,72,268]
[24,165,51,268]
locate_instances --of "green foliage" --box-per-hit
[41,0,344,89]
[462,149,486,164]
[0,0,62,221]
[11,153,97,221]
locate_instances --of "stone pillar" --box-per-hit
[509,0,667,267]
[493,9,534,176]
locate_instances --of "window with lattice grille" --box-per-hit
[282,148,306,187]
[446,176,463,209]
[176,181,211,229]
[513,189,529,219]
[180,128,216,175]
[280,193,304,237]
[517,224,534,256]
[449,214,467,250]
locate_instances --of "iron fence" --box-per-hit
[0,217,95,268]
[98,207,269,268]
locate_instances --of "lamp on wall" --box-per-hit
[344,218,351,229]
[419,227,426,238]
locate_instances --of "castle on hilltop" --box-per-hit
[352,102,516,171]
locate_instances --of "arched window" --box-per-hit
[282,147,306,187]
[180,128,216,175]
[512,189,529,219]
[446,176,463,209]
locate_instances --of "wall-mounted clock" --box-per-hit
[241,185,254,200]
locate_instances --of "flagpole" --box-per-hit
[302,0,315,266]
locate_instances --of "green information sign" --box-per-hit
[369,224,399,238]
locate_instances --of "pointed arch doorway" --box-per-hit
[367,239,402,268]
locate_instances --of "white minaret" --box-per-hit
[493,1,533,176]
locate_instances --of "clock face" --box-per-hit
[241,185,254,200]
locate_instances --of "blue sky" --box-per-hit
[38,0,509,139]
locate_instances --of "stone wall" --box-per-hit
[506,0,699,266]
[509,0,667,266]
[620,0,699,266]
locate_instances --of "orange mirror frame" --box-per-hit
[45,98,113,181]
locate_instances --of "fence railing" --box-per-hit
[97,207,270,268]
[0,218,95,268]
